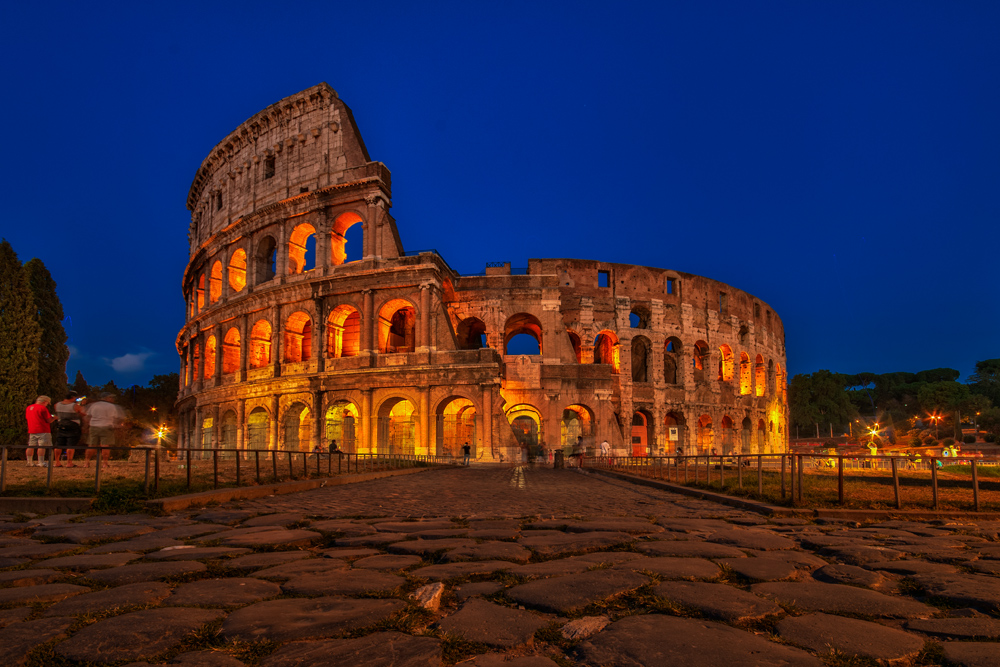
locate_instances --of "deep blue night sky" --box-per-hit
[1,2,997,387]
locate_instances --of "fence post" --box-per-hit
[144,449,151,493]
[1,447,7,494]
[931,459,938,510]
[684,456,688,483]
[797,455,803,502]
[891,457,901,510]
[46,446,54,490]
[719,455,725,488]
[255,450,261,484]
[236,451,241,487]
[154,448,160,493]
[213,449,219,490]
[757,455,763,497]
[780,455,786,498]
[95,448,103,494]
[272,451,278,481]
[737,456,743,488]
[972,460,980,512]
[838,455,844,505]
[788,455,794,506]
[185,448,191,490]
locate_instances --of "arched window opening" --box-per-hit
[192,343,201,381]
[201,416,213,449]
[503,313,542,356]
[228,248,247,292]
[630,410,654,456]
[327,305,361,358]
[247,408,270,450]
[436,397,477,458]
[288,223,317,274]
[203,336,217,379]
[738,325,749,344]
[507,404,542,460]
[222,328,240,374]
[757,419,767,453]
[196,275,205,312]
[696,414,713,454]
[693,340,709,382]
[561,405,594,456]
[567,331,582,363]
[665,412,686,454]
[325,400,359,453]
[220,410,237,451]
[209,261,223,304]
[249,320,272,368]
[283,311,313,363]
[755,354,766,396]
[664,337,682,385]
[739,352,752,395]
[378,299,416,353]
[718,345,734,382]
[741,417,753,454]
[332,212,364,265]
[281,402,311,452]
[631,336,650,383]
[377,398,418,455]
[720,416,735,455]
[256,236,277,284]
[768,359,775,395]
[456,317,487,350]
[629,306,650,329]
[593,331,620,374]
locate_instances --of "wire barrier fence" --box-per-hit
[0,446,460,496]
[584,454,1000,512]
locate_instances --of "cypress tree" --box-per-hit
[72,370,89,396]
[0,240,42,446]
[24,258,69,401]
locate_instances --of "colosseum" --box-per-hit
[176,83,788,462]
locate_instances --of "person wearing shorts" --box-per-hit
[54,391,85,467]
[85,393,123,467]
[25,396,55,466]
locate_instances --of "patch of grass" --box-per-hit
[346,604,435,637]
[439,635,494,665]
[915,641,946,666]
[22,642,75,667]
[821,650,881,667]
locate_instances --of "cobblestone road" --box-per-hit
[0,466,999,666]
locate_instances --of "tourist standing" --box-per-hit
[461,442,471,466]
[85,394,124,467]
[54,391,85,467]
[25,396,55,466]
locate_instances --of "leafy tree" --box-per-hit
[969,359,1000,407]
[917,381,969,413]
[23,258,69,401]
[71,370,89,396]
[0,240,42,446]
[915,368,960,384]
[789,370,858,432]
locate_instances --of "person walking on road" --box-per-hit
[461,442,471,466]
[85,393,124,467]
[25,396,55,466]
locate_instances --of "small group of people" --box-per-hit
[25,392,124,468]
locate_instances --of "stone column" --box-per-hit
[314,297,326,372]
[239,315,249,381]
[361,289,374,355]
[186,339,195,390]
[481,384,494,461]
[420,387,431,456]
[213,404,221,449]
[313,390,324,452]
[276,220,288,279]
[269,395,279,451]
[221,255,230,303]
[418,284,430,353]
[361,389,373,453]
[236,399,245,453]
[316,210,330,273]
[364,194,377,259]
[271,305,282,376]
[213,323,223,385]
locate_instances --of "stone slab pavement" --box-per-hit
[0,465,998,665]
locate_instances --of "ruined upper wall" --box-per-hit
[186,83,377,253]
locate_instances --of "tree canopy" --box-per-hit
[0,240,42,446]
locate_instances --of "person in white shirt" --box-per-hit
[85,394,125,467]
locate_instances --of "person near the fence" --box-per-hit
[25,396,56,467]
[600,439,610,458]
[54,391,86,467]
[85,393,124,467]
[461,442,471,466]
[571,436,584,467]
[329,439,341,453]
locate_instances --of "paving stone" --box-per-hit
[226,551,312,570]
[751,582,935,618]
[41,552,139,570]
[251,559,346,580]
[437,598,548,648]
[146,546,251,561]
[0,557,27,568]
[871,559,958,575]
[56,607,224,663]
[463,657,560,667]
[620,556,721,579]
[906,617,1000,639]
[156,524,226,540]
[0,616,74,667]
[44,582,172,616]
[910,572,1000,609]
[389,538,477,555]
[507,568,650,614]
[467,528,521,540]
[940,642,1000,667]
[818,545,904,565]
[259,631,441,667]
[562,615,611,639]
[749,550,827,569]
[87,561,207,585]
[717,556,798,581]
[0,607,31,628]
[574,552,645,565]
[796,534,866,549]
[32,524,155,544]
[88,536,185,554]
[193,510,254,524]
[0,583,88,605]
[168,651,247,666]
[334,532,412,547]
[221,597,406,642]
[638,540,746,559]
[962,560,1000,575]
[281,569,406,596]
[534,518,663,534]
[0,568,62,586]
[454,581,504,601]
[655,518,734,533]
[320,547,381,559]
[375,521,457,533]
[654,581,782,622]
[777,612,924,662]
[812,563,887,588]
[242,513,307,527]
[352,554,423,569]
[518,532,634,557]
[503,558,593,579]
[576,614,823,666]
[444,542,532,562]
[411,529,470,539]
[410,582,445,610]
[0,542,78,559]
[310,520,376,535]
[707,529,796,550]
[165,577,282,607]
[217,528,321,549]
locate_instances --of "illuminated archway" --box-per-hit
[192,343,201,381]
[567,331,582,363]
[720,415,735,454]
[283,311,312,363]
[222,328,240,374]
[220,410,237,450]
[378,299,416,353]
[203,335,217,379]
[506,404,542,456]
[255,236,277,284]
[696,414,713,454]
[631,336,651,382]
[288,223,317,274]
[631,410,654,456]
[327,305,360,358]
[247,407,270,449]
[377,397,418,454]
[755,354,765,396]
[503,313,542,356]
[664,337,682,384]
[281,402,311,451]
[456,317,487,350]
[561,404,594,454]
[629,305,650,329]
[249,320,272,368]
[741,417,753,454]
[209,261,222,304]
[201,416,213,449]
[718,345,734,382]
[665,412,686,453]
[436,396,477,457]
[757,419,767,453]
[331,212,364,265]
[325,400,359,453]
[593,330,620,374]
[196,275,205,312]
[228,248,247,292]
[693,340,709,378]
[739,352,751,395]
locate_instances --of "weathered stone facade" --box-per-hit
[176,83,788,461]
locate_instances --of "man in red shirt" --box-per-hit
[25,396,55,467]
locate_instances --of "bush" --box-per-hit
[986,433,998,443]
[909,436,923,447]
[943,438,956,448]
[963,434,976,444]
[924,437,938,447]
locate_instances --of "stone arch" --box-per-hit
[201,414,214,449]
[664,337,682,384]
[693,340,709,382]
[378,298,416,353]
[203,335,217,379]
[757,418,767,453]
[376,396,419,455]
[768,359,775,395]
[281,401,311,451]
[327,304,361,358]
[456,317,487,350]
[331,211,364,265]
[506,404,543,456]
[665,411,686,453]
[631,409,654,456]
[220,410,237,450]
[436,396,477,457]
[629,304,650,329]
[192,342,201,380]
[696,414,713,454]
[249,319,272,368]
[755,354,766,396]
[247,407,270,449]
[228,248,247,292]
[197,275,205,312]
[631,335,651,383]
[288,222,317,274]
[283,311,313,363]
[567,330,582,363]
[593,330,620,373]
[718,344,734,382]
[741,417,753,454]
[720,415,735,454]
[503,313,542,356]
[255,235,277,284]
[325,399,359,453]
[561,404,594,454]
[209,261,223,304]
[222,328,240,374]
[739,352,752,395]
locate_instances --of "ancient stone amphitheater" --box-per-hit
[176,83,788,462]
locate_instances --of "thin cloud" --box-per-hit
[106,351,154,373]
